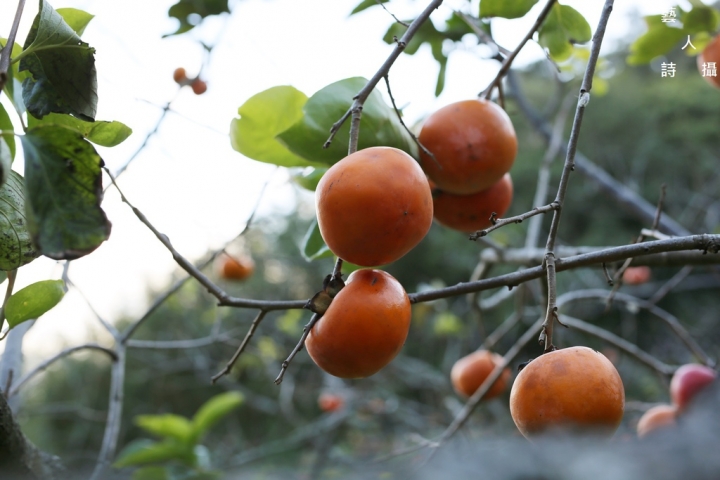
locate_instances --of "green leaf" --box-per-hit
[480,0,539,19]
[681,6,719,34]
[190,392,243,442]
[351,0,389,15]
[538,4,592,61]
[56,8,94,36]
[113,439,193,469]
[5,279,65,328]
[277,77,418,165]
[290,167,327,191]
[301,219,332,262]
[628,21,687,65]
[131,466,169,480]
[229,86,318,167]
[21,125,111,260]
[165,0,229,36]
[0,40,28,115]
[135,414,194,443]
[19,0,97,121]
[0,104,15,161]
[0,171,40,271]
[28,113,132,147]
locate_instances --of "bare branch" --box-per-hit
[211,310,268,384]
[8,344,117,398]
[559,315,677,376]
[481,0,557,99]
[648,265,693,304]
[275,313,321,385]
[0,0,25,93]
[469,202,559,240]
[324,0,444,150]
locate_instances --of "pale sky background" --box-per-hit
[0,0,693,360]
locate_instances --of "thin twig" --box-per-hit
[275,313,321,385]
[324,0,444,150]
[375,0,409,27]
[457,12,512,57]
[0,0,25,92]
[383,74,436,162]
[540,0,614,352]
[104,167,306,312]
[556,289,714,367]
[481,310,523,351]
[9,344,118,398]
[480,0,557,99]
[558,315,676,375]
[648,265,693,304]
[211,310,268,384]
[469,202,559,240]
[89,346,126,480]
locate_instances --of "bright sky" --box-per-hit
[0,0,696,358]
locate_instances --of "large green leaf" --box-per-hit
[165,0,229,36]
[290,167,327,191]
[190,392,243,442]
[681,6,719,34]
[19,0,97,121]
[0,104,15,161]
[21,125,111,260]
[628,20,687,65]
[230,86,318,167]
[5,279,65,329]
[0,171,39,270]
[277,77,418,165]
[56,8,94,36]
[136,414,194,443]
[539,3,592,62]
[113,439,193,469]
[301,219,332,262]
[480,0,539,19]
[28,113,132,147]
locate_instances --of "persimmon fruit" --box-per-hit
[622,266,651,285]
[305,269,411,379]
[509,346,625,438]
[669,364,716,411]
[173,67,187,84]
[191,79,208,95]
[636,404,676,438]
[418,98,517,195]
[698,35,720,89]
[318,393,345,412]
[450,350,511,399]
[315,147,433,267]
[431,173,513,233]
[220,255,255,281]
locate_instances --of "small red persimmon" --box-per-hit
[450,350,511,399]
[698,35,720,89]
[622,266,651,285]
[220,255,255,281]
[670,364,717,411]
[318,393,345,412]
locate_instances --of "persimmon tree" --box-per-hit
[1,0,720,478]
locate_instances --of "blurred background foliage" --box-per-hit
[15,37,720,478]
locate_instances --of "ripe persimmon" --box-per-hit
[431,174,513,233]
[450,350,511,399]
[318,393,345,412]
[220,255,255,281]
[670,364,716,411]
[622,266,651,285]
[698,35,720,89]
[509,346,625,438]
[636,404,676,438]
[305,269,411,379]
[191,79,208,95]
[419,98,517,195]
[315,147,433,267]
[173,67,187,84]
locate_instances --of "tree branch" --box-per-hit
[0,0,25,93]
